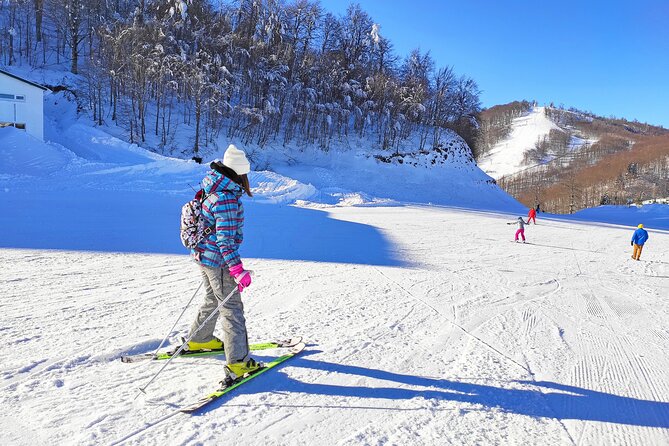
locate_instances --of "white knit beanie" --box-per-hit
[222,144,250,175]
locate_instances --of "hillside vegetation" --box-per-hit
[0,0,481,159]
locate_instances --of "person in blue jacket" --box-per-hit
[631,224,649,260]
[187,144,260,383]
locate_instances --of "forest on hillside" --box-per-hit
[0,0,481,158]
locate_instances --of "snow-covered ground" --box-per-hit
[1,97,669,445]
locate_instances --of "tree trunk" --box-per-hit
[69,0,81,74]
[193,96,201,154]
[35,0,43,42]
[71,31,79,74]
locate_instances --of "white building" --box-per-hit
[0,69,48,141]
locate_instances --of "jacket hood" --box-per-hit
[201,170,242,196]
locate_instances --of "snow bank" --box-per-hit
[0,127,73,177]
[566,204,669,231]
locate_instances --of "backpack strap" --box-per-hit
[199,190,217,235]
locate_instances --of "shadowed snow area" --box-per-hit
[0,126,406,266]
[0,98,526,262]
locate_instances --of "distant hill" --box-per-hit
[476,102,669,213]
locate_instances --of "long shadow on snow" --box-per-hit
[198,354,669,428]
[0,190,406,266]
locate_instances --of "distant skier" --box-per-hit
[527,207,537,224]
[535,203,541,213]
[508,217,529,243]
[631,223,649,260]
[187,144,261,383]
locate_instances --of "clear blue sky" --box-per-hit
[319,0,669,127]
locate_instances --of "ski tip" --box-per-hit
[275,336,303,348]
[289,336,303,346]
[290,342,307,354]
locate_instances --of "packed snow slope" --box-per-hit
[1,98,669,445]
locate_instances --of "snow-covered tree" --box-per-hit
[0,0,483,157]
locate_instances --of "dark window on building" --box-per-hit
[0,122,26,130]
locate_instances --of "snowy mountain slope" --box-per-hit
[477,105,605,181]
[2,96,669,445]
[476,103,669,214]
[477,106,560,178]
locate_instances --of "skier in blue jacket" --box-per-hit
[187,144,261,383]
[631,224,649,260]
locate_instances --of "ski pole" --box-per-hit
[151,282,203,358]
[134,284,238,399]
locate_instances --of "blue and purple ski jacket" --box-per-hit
[192,170,244,268]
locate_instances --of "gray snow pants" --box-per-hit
[188,264,249,363]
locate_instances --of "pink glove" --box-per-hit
[229,263,252,292]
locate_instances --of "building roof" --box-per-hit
[0,69,48,91]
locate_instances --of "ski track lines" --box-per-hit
[382,207,667,445]
[564,256,669,446]
[248,280,558,446]
[2,207,669,445]
[366,212,574,443]
[245,269,462,445]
